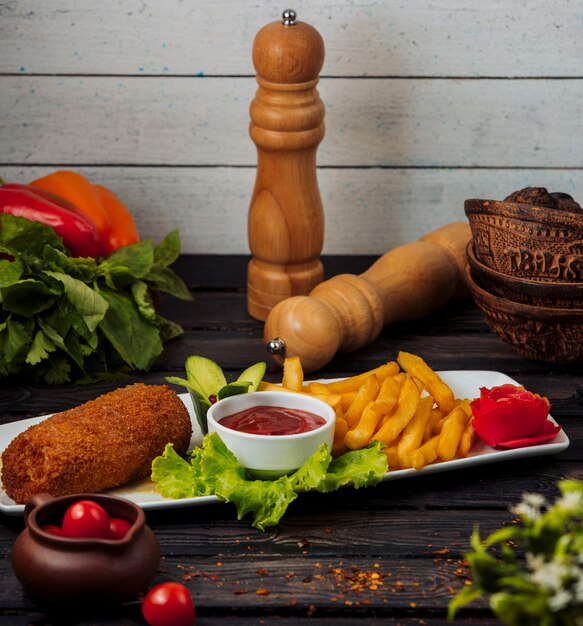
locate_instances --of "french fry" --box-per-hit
[333,411,349,458]
[310,394,342,409]
[269,351,481,470]
[396,395,434,468]
[373,377,420,445]
[397,351,455,413]
[332,439,347,457]
[411,376,426,393]
[258,381,289,392]
[377,375,407,427]
[334,413,349,441]
[424,407,444,440]
[392,372,407,387]
[344,401,384,450]
[373,376,401,415]
[321,361,399,394]
[458,420,476,458]
[308,381,331,395]
[456,398,473,418]
[436,406,469,462]
[339,391,357,412]
[257,381,343,409]
[410,436,439,469]
[309,382,357,414]
[282,356,304,392]
[384,445,399,469]
[345,375,380,428]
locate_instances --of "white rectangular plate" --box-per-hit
[0,371,570,516]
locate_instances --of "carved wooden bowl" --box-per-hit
[466,242,583,308]
[464,198,583,282]
[464,264,583,364]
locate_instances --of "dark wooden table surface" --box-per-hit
[0,255,580,626]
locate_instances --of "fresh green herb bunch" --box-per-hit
[449,479,583,626]
[0,214,191,384]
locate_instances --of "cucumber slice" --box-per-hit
[165,376,211,407]
[217,381,252,401]
[165,375,211,434]
[185,355,227,397]
[235,361,266,392]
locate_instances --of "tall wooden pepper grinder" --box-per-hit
[247,9,326,321]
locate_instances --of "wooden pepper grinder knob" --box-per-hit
[264,222,472,372]
[247,9,326,321]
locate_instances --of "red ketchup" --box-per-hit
[220,406,326,436]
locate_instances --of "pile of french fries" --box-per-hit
[258,351,476,471]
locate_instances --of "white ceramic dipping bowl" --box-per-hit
[207,391,336,479]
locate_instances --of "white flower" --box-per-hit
[527,553,569,591]
[573,566,583,602]
[549,589,572,612]
[556,490,583,513]
[511,492,547,520]
[523,493,547,508]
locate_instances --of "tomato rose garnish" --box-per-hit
[470,384,560,449]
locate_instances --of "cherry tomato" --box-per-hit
[42,524,64,536]
[109,517,132,539]
[142,582,195,626]
[61,500,110,539]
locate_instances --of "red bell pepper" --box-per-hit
[29,171,140,255]
[0,187,103,258]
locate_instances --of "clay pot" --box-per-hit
[464,264,583,364]
[464,198,583,281]
[12,493,160,605]
[466,242,583,308]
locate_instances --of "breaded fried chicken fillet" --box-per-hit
[1,384,192,503]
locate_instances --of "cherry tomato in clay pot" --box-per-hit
[61,499,110,539]
[108,517,132,540]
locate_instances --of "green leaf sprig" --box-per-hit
[449,479,583,625]
[0,214,191,384]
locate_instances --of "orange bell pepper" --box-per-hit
[29,170,140,256]
[93,184,140,251]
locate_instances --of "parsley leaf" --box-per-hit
[0,214,191,384]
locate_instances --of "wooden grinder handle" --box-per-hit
[264,222,472,372]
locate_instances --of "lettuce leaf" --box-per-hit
[152,433,388,530]
[327,441,388,489]
[151,444,209,499]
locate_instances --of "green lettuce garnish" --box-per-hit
[0,214,191,384]
[151,434,388,530]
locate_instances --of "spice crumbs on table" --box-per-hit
[257,567,269,576]
[256,588,270,596]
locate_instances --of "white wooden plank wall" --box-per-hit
[1,1,582,254]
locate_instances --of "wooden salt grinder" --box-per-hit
[247,9,326,321]
[265,222,472,372]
